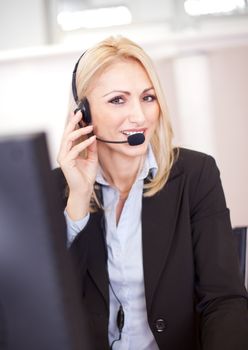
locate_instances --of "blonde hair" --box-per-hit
[70,36,177,208]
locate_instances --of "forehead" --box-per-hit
[89,58,152,92]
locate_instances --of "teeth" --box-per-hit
[122,131,144,136]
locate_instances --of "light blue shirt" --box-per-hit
[65,146,159,350]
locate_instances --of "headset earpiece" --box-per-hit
[78,98,92,125]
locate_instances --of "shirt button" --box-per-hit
[154,318,167,333]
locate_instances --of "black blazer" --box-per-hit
[54,148,248,350]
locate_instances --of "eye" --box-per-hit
[143,94,157,102]
[108,96,125,104]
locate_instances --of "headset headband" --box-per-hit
[71,51,86,103]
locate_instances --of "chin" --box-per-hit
[120,141,149,158]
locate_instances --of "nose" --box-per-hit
[128,100,146,125]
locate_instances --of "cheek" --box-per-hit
[104,110,127,128]
[148,104,160,124]
[91,104,109,126]
[92,110,124,134]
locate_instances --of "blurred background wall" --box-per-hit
[0,0,247,226]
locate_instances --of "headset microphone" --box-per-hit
[96,132,145,146]
[127,133,145,146]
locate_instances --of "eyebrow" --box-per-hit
[102,87,154,97]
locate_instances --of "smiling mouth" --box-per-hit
[121,130,145,136]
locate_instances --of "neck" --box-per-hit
[99,151,145,194]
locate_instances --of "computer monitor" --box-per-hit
[0,132,93,350]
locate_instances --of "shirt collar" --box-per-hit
[96,144,158,186]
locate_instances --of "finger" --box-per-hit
[87,135,98,162]
[65,135,96,162]
[59,125,93,160]
[63,110,83,137]
[68,125,94,142]
[64,125,93,155]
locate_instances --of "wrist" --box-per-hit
[66,190,92,221]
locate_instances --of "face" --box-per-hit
[87,58,160,160]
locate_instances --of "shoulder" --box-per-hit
[174,147,216,171]
[168,148,223,206]
[169,148,227,215]
[170,147,219,181]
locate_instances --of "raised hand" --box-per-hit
[57,110,98,220]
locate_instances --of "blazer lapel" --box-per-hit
[142,167,185,313]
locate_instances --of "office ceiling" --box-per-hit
[0,0,247,52]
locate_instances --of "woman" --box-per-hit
[56,36,248,349]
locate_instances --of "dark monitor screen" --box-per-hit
[0,133,93,350]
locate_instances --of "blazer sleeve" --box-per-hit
[190,155,248,350]
[52,167,89,290]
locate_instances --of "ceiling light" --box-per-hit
[57,6,132,31]
[184,0,246,16]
